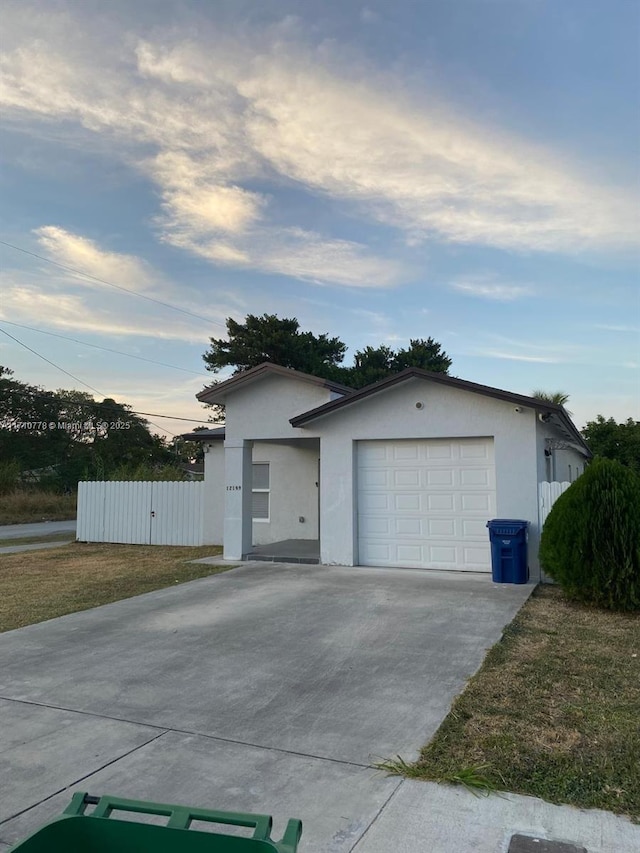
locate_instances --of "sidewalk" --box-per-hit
[0,520,76,539]
[352,779,639,852]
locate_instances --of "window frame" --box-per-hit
[251,462,270,522]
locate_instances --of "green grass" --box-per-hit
[376,586,640,820]
[0,489,76,524]
[0,542,232,632]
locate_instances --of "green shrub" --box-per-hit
[107,463,190,481]
[0,460,21,495]
[539,458,640,611]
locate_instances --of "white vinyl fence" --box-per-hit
[77,481,205,546]
[538,481,572,529]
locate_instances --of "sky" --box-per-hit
[1,0,639,439]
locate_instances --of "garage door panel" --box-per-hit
[426,469,454,486]
[394,493,421,511]
[462,519,488,537]
[360,516,391,536]
[459,442,491,459]
[358,438,495,571]
[396,517,423,535]
[464,545,491,566]
[460,468,491,486]
[394,469,420,486]
[427,493,454,511]
[396,544,423,562]
[427,519,456,537]
[393,443,420,460]
[361,542,391,562]
[425,443,453,460]
[359,492,391,511]
[428,545,457,565]
[461,493,492,511]
[360,469,389,488]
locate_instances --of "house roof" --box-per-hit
[180,426,226,441]
[289,367,591,455]
[197,362,354,405]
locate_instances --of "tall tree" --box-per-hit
[582,416,640,473]
[202,316,452,394]
[345,338,452,389]
[203,314,347,376]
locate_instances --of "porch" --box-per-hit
[242,538,320,564]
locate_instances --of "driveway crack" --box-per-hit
[347,778,405,851]
[0,729,169,831]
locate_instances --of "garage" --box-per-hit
[357,438,496,571]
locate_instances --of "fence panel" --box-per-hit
[538,481,572,529]
[77,481,204,545]
[151,481,204,546]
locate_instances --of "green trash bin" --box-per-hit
[8,792,302,853]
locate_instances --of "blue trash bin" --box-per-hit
[486,519,529,584]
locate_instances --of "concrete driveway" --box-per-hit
[0,562,531,851]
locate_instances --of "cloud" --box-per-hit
[34,226,156,292]
[451,276,531,301]
[477,350,560,364]
[594,324,640,333]
[0,6,637,292]
[169,226,404,288]
[0,281,210,342]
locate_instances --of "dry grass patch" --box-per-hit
[0,490,77,524]
[0,542,230,632]
[379,586,640,819]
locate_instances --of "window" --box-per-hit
[252,462,270,521]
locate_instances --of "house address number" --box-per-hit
[226,485,242,490]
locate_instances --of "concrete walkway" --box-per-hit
[0,562,636,851]
[0,520,76,539]
[0,540,73,555]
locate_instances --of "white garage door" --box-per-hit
[357,438,496,571]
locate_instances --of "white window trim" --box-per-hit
[252,462,270,523]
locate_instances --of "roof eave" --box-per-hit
[290,369,591,455]
[197,362,354,405]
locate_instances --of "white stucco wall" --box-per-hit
[202,441,224,544]
[252,441,320,544]
[306,378,544,577]
[223,374,328,441]
[535,418,589,484]
[212,371,590,580]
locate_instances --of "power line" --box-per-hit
[0,326,104,396]
[0,320,210,378]
[0,238,227,330]
[0,326,184,436]
[4,388,216,425]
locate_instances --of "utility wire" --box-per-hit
[0,326,186,436]
[0,239,227,330]
[5,388,217,425]
[0,326,104,397]
[0,320,210,378]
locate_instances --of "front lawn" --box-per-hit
[0,542,231,632]
[379,585,640,820]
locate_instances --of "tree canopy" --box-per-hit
[581,415,640,473]
[202,314,451,391]
[0,366,176,490]
[203,314,347,377]
[531,390,572,415]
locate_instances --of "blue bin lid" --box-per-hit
[486,519,529,528]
